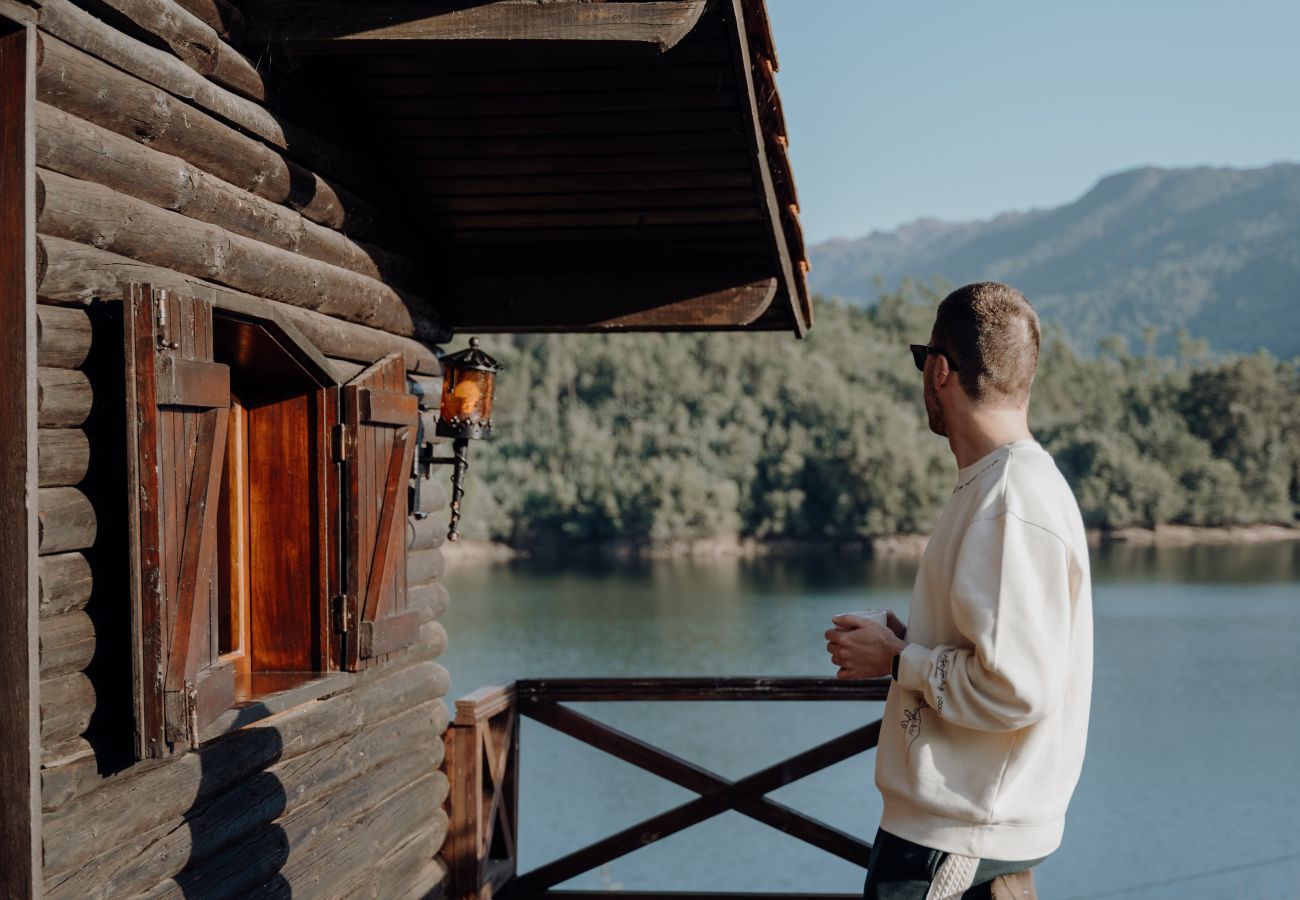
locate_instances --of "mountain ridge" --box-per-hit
[808,163,1300,357]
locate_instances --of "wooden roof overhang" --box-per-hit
[245,0,811,336]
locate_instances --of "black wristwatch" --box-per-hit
[891,651,901,681]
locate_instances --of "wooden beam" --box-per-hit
[543,893,860,899]
[244,0,708,54]
[443,273,777,332]
[0,17,40,899]
[723,0,805,337]
[515,676,892,703]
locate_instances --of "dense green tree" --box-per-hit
[449,282,1300,545]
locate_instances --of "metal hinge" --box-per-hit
[154,298,179,351]
[332,423,351,462]
[334,593,352,634]
[164,684,198,746]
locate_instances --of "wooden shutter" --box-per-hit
[124,285,233,758]
[341,353,420,669]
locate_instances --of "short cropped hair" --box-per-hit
[932,282,1040,404]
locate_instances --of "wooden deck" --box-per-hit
[445,677,891,900]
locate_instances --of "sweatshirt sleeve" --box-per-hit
[894,511,1073,732]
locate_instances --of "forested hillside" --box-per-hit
[453,283,1300,547]
[810,164,1300,358]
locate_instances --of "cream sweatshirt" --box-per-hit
[876,439,1093,861]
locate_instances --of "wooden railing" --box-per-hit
[445,677,890,900]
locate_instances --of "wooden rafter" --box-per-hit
[244,0,709,54]
[444,274,778,332]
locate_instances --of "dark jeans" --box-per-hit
[862,829,1047,900]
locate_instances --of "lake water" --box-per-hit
[440,542,1300,899]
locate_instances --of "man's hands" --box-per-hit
[825,611,908,680]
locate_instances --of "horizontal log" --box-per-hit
[69,0,263,99]
[418,620,448,657]
[407,513,447,552]
[367,818,450,900]
[39,552,93,618]
[39,654,446,815]
[407,581,449,622]
[141,762,448,899]
[36,103,293,252]
[79,0,220,78]
[327,357,365,382]
[411,377,441,409]
[209,33,262,99]
[410,476,449,518]
[38,168,439,339]
[37,366,92,428]
[38,428,89,487]
[34,34,390,238]
[40,671,96,745]
[45,700,445,897]
[36,33,284,199]
[41,735,97,770]
[407,547,445,586]
[36,303,93,368]
[38,487,97,555]
[41,652,449,849]
[271,300,440,374]
[268,776,450,900]
[40,610,96,678]
[171,0,244,45]
[40,0,398,207]
[38,237,444,370]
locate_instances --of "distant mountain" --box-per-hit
[809,164,1300,358]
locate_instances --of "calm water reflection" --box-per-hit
[441,542,1300,898]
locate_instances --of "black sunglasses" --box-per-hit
[909,344,959,372]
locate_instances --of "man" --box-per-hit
[825,282,1093,900]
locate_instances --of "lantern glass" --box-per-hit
[438,367,495,434]
[435,337,501,440]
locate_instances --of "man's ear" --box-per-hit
[934,356,952,387]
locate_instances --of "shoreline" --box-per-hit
[442,523,1300,565]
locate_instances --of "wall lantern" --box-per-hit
[417,337,503,542]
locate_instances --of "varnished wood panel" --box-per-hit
[342,354,419,669]
[0,16,39,900]
[246,391,320,670]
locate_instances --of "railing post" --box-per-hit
[445,683,519,900]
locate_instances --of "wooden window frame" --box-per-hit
[125,287,423,758]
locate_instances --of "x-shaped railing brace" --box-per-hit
[506,699,882,895]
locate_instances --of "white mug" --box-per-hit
[838,609,889,628]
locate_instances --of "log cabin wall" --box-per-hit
[31,1,452,896]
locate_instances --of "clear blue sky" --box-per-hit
[766,0,1300,242]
